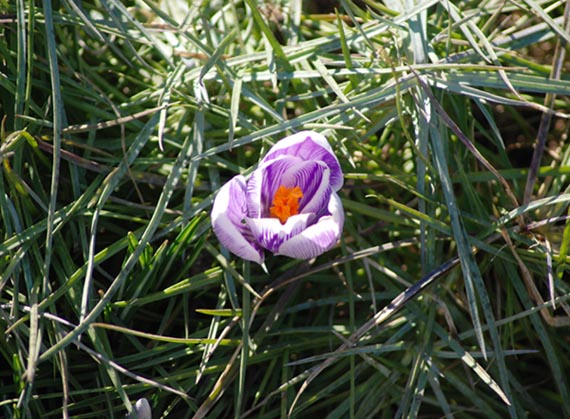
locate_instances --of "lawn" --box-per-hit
[1,0,570,418]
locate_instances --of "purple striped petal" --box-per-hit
[283,160,331,216]
[247,213,315,253]
[261,131,343,191]
[211,175,264,264]
[246,156,304,218]
[248,158,332,218]
[276,192,344,259]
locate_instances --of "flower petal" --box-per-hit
[277,192,344,259]
[211,175,264,264]
[282,160,331,216]
[261,131,343,191]
[247,213,315,253]
[246,156,303,218]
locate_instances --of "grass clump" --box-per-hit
[1,0,570,417]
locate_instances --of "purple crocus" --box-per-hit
[211,131,344,265]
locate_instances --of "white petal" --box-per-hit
[131,399,152,419]
[245,167,263,219]
[211,176,264,264]
[277,192,344,259]
[248,213,314,253]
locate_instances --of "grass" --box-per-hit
[1,0,570,417]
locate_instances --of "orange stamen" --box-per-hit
[269,185,303,224]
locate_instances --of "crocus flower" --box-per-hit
[211,131,344,265]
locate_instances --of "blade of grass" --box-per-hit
[91,323,237,346]
[399,304,436,418]
[41,0,63,294]
[426,360,453,419]
[228,71,243,146]
[235,261,251,418]
[14,0,26,131]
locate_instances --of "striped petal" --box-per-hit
[246,156,303,218]
[248,157,332,218]
[211,175,264,264]
[261,131,343,191]
[283,160,331,216]
[277,192,344,259]
[247,213,315,253]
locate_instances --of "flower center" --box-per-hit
[269,185,303,224]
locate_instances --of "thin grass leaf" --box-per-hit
[157,64,185,151]
[493,194,570,231]
[206,241,261,300]
[41,0,63,295]
[335,11,359,90]
[228,71,243,146]
[75,339,192,402]
[90,323,237,346]
[235,262,251,418]
[113,268,223,309]
[199,27,238,84]
[312,57,368,123]
[14,0,26,131]
[402,304,437,419]
[102,0,173,68]
[556,206,570,279]
[426,360,453,419]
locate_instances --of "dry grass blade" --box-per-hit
[500,229,570,327]
[62,105,168,134]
